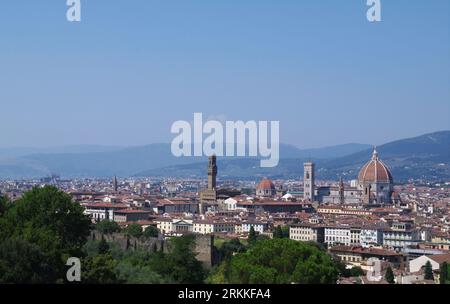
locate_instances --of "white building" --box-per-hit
[409,254,450,273]
[241,221,268,234]
[360,228,384,247]
[193,220,235,235]
[223,197,238,211]
[325,226,352,246]
[383,222,421,249]
[83,202,128,222]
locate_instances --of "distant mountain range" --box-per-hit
[0,145,124,159]
[0,143,371,179]
[0,131,448,181]
[320,130,450,181]
[136,131,450,182]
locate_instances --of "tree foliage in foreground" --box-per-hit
[0,186,92,283]
[81,235,205,284]
[82,253,121,284]
[208,238,338,284]
[0,238,52,284]
[148,235,205,284]
[0,194,9,217]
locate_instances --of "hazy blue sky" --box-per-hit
[0,0,449,149]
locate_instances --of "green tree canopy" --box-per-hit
[1,186,91,252]
[96,220,121,234]
[0,186,92,282]
[115,261,167,284]
[218,238,246,261]
[124,224,143,238]
[337,261,365,278]
[106,248,166,283]
[82,253,122,284]
[148,235,205,283]
[211,238,338,284]
[143,225,159,238]
[0,238,52,284]
[349,266,364,277]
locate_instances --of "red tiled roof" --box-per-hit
[84,203,128,209]
[429,253,450,264]
[114,209,152,214]
[330,245,403,257]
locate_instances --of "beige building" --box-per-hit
[235,223,243,235]
[329,245,406,270]
[156,218,193,235]
[290,223,324,243]
[113,209,151,223]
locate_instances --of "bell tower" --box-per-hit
[112,176,118,193]
[339,177,345,204]
[303,162,315,201]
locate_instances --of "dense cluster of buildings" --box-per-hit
[1,149,449,284]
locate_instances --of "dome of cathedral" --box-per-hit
[358,149,393,184]
[257,179,276,191]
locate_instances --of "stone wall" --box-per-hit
[90,231,216,269]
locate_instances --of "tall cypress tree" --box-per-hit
[385,266,395,284]
[424,261,434,280]
[98,236,110,254]
[273,226,283,239]
[440,262,448,284]
[248,226,257,243]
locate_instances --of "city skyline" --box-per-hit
[1,0,450,291]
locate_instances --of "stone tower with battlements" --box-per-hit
[199,155,218,214]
